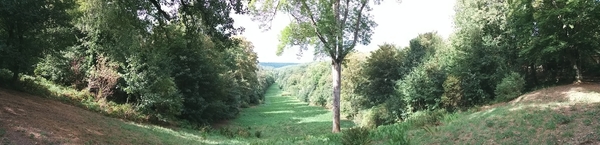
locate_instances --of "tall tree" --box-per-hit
[249,0,388,132]
[512,0,600,83]
[0,0,75,83]
[360,44,404,106]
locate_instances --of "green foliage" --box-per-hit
[397,62,446,113]
[494,72,526,102]
[0,0,75,83]
[341,127,371,145]
[360,43,405,106]
[441,75,463,111]
[357,105,395,129]
[404,109,447,128]
[372,124,411,145]
[274,52,368,119]
[393,32,447,117]
[449,0,517,106]
[34,55,75,86]
[0,0,275,127]
[512,0,600,83]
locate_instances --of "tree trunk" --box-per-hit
[11,68,19,85]
[528,63,538,86]
[571,59,583,84]
[331,61,341,133]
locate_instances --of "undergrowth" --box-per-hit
[0,73,145,122]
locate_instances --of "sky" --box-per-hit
[231,0,457,63]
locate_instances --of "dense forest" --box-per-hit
[275,0,600,128]
[1,0,599,142]
[0,0,274,126]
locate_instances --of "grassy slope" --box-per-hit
[0,83,354,145]
[385,83,600,145]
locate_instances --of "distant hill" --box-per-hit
[259,62,301,68]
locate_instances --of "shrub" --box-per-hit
[357,107,377,129]
[341,127,371,145]
[87,55,120,101]
[397,62,446,113]
[34,55,74,86]
[405,109,447,128]
[357,106,388,129]
[494,72,525,102]
[441,75,462,111]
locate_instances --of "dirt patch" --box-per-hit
[0,88,147,144]
[511,83,600,104]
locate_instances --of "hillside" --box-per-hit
[0,87,236,145]
[399,83,600,145]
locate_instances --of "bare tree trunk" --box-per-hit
[567,49,583,84]
[572,60,583,84]
[331,61,341,133]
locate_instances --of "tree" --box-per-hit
[512,0,600,83]
[0,0,75,84]
[249,0,387,132]
[360,44,404,106]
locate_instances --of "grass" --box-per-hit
[231,85,354,137]
[371,102,600,145]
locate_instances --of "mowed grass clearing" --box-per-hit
[223,83,355,143]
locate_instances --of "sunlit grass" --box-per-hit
[227,83,355,143]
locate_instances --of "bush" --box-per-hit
[341,127,371,145]
[397,62,446,113]
[357,107,378,129]
[405,109,447,128]
[441,75,462,111]
[358,104,398,129]
[494,72,525,102]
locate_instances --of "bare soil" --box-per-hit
[511,82,600,104]
[0,88,146,145]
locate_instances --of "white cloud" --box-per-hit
[232,0,456,63]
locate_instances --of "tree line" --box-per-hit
[275,0,600,128]
[0,0,274,126]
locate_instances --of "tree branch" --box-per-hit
[299,0,332,55]
[340,0,350,31]
[148,0,171,21]
[347,0,368,52]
